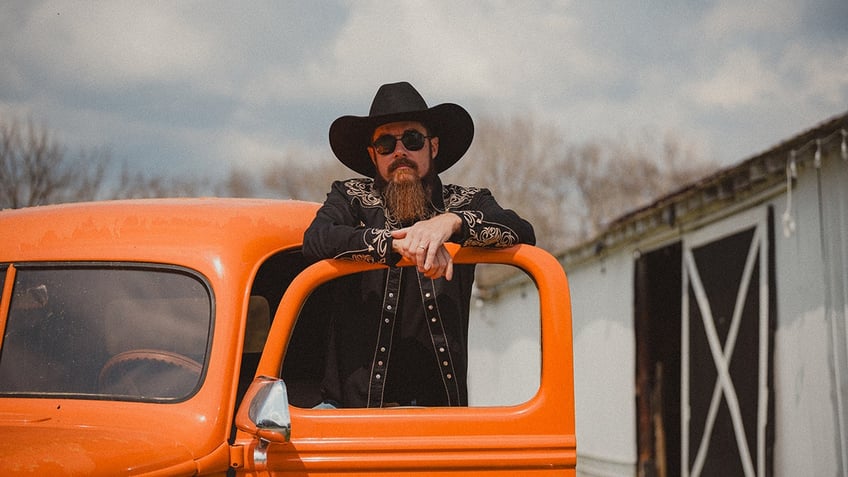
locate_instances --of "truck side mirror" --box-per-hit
[235,375,291,443]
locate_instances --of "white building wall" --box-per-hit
[467,270,541,406]
[568,251,637,475]
[771,156,845,476]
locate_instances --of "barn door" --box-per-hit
[681,208,775,477]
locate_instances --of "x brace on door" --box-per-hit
[682,222,769,477]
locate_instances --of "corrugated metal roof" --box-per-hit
[558,111,848,267]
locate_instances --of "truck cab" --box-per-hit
[0,198,575,475]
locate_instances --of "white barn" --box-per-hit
[468,112,848,477]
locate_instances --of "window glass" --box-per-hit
[0,265,211,401]
[282,263,541,408]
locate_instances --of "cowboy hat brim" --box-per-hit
[329,102,474,177]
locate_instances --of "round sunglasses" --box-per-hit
[371,129,432,155]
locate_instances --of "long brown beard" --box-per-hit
[383,175,429,223]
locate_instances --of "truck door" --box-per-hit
[232,245,577,475]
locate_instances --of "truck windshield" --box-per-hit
[0,264,211,402]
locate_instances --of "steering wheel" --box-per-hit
[98,349,202,398]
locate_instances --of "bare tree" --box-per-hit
[0,117,109,208]
[445,115,581,252]
[561,131,717,241]
[0,115,220,207]
[1,109,716,253]
[260,161,331,201]
[216,167,257,198]
[111,164,209,199]
[445,115,719,253]
[233,149,351,201]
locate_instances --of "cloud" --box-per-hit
[1,1,845,182]
[686,0,848,115]
[688,48,783,108]
[687,41,848,113]
[780,44,848,105]
[289,1,609,109]
[17,2,216,89]
[701,0,801,38]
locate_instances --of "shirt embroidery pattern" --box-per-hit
[455,211,519,247]
[343,178,382,209]
[442,184,479,209]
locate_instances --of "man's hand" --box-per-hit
[391,213,461,280]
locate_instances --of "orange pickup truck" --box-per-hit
[0,198,576,476]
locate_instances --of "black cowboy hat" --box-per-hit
[329,81,474,177]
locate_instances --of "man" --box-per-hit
[303,81,535,408]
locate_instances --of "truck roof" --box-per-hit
[0,198,321,266]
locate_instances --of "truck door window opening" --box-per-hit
[247,251,542,409]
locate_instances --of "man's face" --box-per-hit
[368,121,439,183]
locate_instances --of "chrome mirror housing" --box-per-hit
[235,375,291,442]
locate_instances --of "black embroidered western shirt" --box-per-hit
[302,176,535,407]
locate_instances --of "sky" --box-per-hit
[1,0,846,185]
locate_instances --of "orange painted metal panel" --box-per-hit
[0,199,317,475]
[0,199,576,475]
[236,245,576,474]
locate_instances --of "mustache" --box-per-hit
[388,158,418,174]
